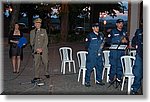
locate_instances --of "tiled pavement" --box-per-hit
[2,39,140,95]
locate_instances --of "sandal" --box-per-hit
[13,71,16,73]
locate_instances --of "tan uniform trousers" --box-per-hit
[34,51,49,78]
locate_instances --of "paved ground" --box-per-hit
[2,38,142,95]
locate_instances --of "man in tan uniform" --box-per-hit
[30,18,49,80]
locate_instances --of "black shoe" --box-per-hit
[31,78,40,83]
[109,77,115,83]
[85,82,91,87]
[116,78,122,83]
[33,77,40,80]
[45,75,50,78]
[96,80,105,86]
[109,79,115,84]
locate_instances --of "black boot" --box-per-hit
[96,80,105,86]
[85,82,91,87]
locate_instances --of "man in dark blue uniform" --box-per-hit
[131,22,143,95]
[85,23,105,87]
[108,19,128,83]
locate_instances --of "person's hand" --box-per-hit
[14,41,19,44]
[36,48,43,53]
[121,37,128,43]
[10,40,19,44]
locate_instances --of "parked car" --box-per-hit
[74,27,84,35]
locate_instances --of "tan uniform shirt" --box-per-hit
[30,28,48,54]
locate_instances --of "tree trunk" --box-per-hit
[60,3,69,42]
[90,4,100,24]
[9,4,20,32]
[28,10,33,31]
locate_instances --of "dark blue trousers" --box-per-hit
[85,53,103,83]
[109,50,124,81]
[131,54,143,92]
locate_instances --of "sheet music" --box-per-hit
[109,45,118,49]
[118,45,127,50]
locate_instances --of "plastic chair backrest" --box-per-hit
[130,50,136,57]
[59,47,73,61]
[103,50,110,67]
[121,56,135,75]
[77,51,88,68]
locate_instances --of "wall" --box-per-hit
[128,0,141,42]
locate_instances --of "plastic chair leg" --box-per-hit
[128,77,132,94]
[128,77,134,95]
[82,69,86,85]
[78,69,81,82]
[102,68,105,80]
[121,76,125,91]
[63,62,66,74]
[61,61,64,73]
[69,62,71,72]
[93,68,96,83]
[106,67,110,83]
[73,61,76,73]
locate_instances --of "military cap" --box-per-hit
[116,19,124,23]
[34,18,42,23]
[92,23,99,27]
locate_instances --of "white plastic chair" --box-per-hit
[121,56,135,94]
[130,50,136,57]
[77,51,96,85]
[59,47,76,74]
[102,50,111,83]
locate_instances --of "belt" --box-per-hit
[34,52,42,55]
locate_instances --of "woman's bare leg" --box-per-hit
[17,56,21,73]
[12,56,16,72]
